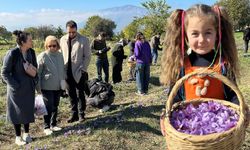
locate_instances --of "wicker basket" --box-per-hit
[163,70,249,150]
[127,61,136,67]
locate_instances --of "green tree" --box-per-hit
[24,25,58,40]
[55,26,64,39]
[123,18,142,39]
[217,0,250,30]
[141,0,171,34]
[24,27,38,39]
[0,26,12,44]
[36,25,56,40]
[122,0,170,40]
[80,15,116,39]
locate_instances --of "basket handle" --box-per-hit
[166,69,247,118]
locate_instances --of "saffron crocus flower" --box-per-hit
[170,101,239,135]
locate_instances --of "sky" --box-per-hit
[0,0,217,31]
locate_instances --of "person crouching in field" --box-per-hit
[1,30,38,145]
[36,35,66,135]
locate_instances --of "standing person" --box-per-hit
[111,39,128,84]
[91,32,111,83]
[134,32,152,95]
[127,38,136,81]
[160,4,243,136]
[150,33,162,65]
[37,35,66,135]
[128,39,136,57]
[1,30,38,145]
[243,25,250,54]
[60,20,91,123]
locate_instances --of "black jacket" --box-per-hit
[86,78,115,108]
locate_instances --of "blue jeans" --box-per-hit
[136,63,150,93]
[152,48,158,64]
[96,58,109,82]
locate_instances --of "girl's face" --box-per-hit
[186,17,217,55]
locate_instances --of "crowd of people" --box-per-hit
[0,19,161,146]
[1,3,249,147]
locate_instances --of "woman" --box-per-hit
[134,32,152,95]
[1,30,38,145]
[111,39,127,84]
[37,35,66,135]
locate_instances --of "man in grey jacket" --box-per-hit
[60,20,91,123]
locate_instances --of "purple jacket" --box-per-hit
[134,40,152,64]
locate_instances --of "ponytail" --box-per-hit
[160,9,186,86]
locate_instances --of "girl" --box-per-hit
[37,35,66,135]
[1,30,38,145]
[134,32,152,95]
[160,4,240,103]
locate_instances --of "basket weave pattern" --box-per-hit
[164,70,248,150]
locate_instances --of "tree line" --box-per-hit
[0,0,249,44]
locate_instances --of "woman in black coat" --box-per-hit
[111,39,127,84]
[243,25,250,54]
[1,30,38,145]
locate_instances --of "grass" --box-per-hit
[0,32,250,149]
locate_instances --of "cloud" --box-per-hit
[0,9,96,31]
[0,6,147,32]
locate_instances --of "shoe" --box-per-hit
[67,116,79,123]
[44,128,53,135]
[50,126,62,131]
[243,53,249,57]
[22,133,32,143]
[15,136,26,146]
[135,91,145,96]
[79,117,86,123]
[99,105,110,113]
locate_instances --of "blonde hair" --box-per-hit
[160,4,239,86]
[44,35,60,50]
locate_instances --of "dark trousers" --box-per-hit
[41,90,61,129]
[112,64,122,83]
[244,40,249,53]
[13,124,29,136]
[96,58,109,83]
[66,74,87,118]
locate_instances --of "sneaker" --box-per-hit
[67,116,79,123]
[79,116,86,123]
[44,128,53,135]
[99,105,110,113]
[50,126,62,131]
[15,136,26,146]
[135,91,145,96]
[22,133,32,143]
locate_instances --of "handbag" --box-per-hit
[23,61,37,77]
